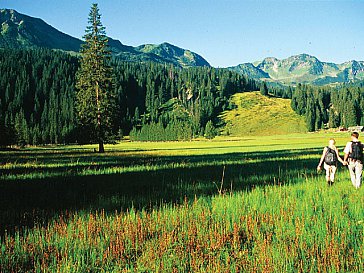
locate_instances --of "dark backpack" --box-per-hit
[324,147,337,165]
[349,141,363,161]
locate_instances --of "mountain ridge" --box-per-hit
[0,8,82,51]
[229,53,364,85]
[0,8,210,68]
[1,8,363,84]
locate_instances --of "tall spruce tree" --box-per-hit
[260,82,269,96]
[75,4,116,152]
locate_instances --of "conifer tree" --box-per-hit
[205,120,217,139]
[305,94,316,132]
[260,82,269,96]
[75,4,116,152]
[328,108,340,128]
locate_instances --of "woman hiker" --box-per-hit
[317,138,345,185]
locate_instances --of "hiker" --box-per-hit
[343,132,363,189]
[317,138,344,185]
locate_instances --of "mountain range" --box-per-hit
[229,54,364,86]
[1,8,364,85]
[0,8,210,68]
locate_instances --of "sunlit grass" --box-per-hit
[0,132,350,181]
[1,133,362,272]
[219,92,306,136]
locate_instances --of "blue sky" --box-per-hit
[1,0,363,67]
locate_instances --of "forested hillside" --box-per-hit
[0,49,78,146]
[0,48,256,146]
[291,83,364,131]
[3,47,364,147]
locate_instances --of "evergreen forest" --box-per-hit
[0,48,257,145]
[291,83,364,131]
[2,48,364,147]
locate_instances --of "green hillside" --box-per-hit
[136,42,210,67]
[0,8,82,51]
[227,63,270,79]
[220,92,306,135]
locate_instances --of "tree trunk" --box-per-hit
[99,141,104,153]
[96,81,104,153]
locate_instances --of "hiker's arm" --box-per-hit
[343,152,349,164]
[343,142,350,165]
[317,148,327,169]
[335,148,344,164]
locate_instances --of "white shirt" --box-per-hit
[344,139,359,154]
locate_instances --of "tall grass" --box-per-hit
[1,134,362,272]
[1,176,363,272]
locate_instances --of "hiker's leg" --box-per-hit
[354,162,362,189]
[324,163,331,183]
[330,165,337,183]
[348,162,356,187]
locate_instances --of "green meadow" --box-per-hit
[220,92,306,136]
[1,133,364,272]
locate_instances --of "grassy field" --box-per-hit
[1,133,363,272]
[219,92,306,136]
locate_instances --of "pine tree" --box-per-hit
[344,102,357,127]
[305,94,316,132]
[204,120,217,139]
[260,82,269,96]
[0,111,9,147]
[328,108,340,128]
[14,110,28,147]
[75,4,116,152]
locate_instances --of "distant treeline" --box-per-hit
[291,83,364,131]
[264,83,293,99]
[0,48,257,146]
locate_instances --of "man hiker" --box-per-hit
[343,132,363,189]
[317,138,344,185]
